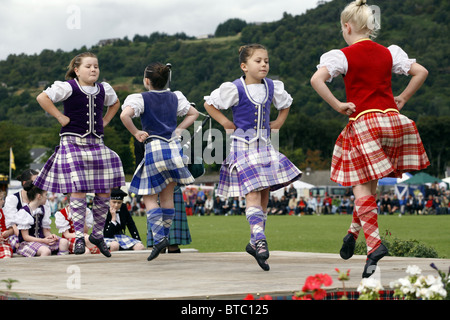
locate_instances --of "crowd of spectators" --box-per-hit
[42,182,450,218]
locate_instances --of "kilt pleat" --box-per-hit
[33,135,125,194]
[331,112,430,186]
[217,139,302,198]
[0,242,13,258]
[129,139,194,196]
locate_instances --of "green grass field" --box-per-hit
[126,214,450,259]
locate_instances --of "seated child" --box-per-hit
[15,182,69,257]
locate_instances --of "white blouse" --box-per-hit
[44,80,118,106]
[54,207,94,234]
[317,44,416,82]
[14,205,52,232]
[122,90,192,118]
[3,193,51,229]
[204,79,293,110]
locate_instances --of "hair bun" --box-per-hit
[23,180,34,192]
[356,0,367,6]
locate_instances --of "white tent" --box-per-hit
[270,180,315,199]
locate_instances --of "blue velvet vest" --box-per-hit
[231,77,274,142]
[60,79,105,138]
[141,90,178,140]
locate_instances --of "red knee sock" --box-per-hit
[355,195,381,255]
[348,207,362,239]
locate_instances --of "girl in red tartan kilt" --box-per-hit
[0,192,13,259]
[311,0,430,278]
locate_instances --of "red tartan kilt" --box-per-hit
[0,242,13,258]
[331,112,430,187]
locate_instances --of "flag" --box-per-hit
[10,148,16,170]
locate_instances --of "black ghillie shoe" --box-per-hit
[89,235,111,258]
[147,237,169,261]
[74,237,85,255]
[245,240,270,271]
[362,243,389,278]
[340,233,356,260]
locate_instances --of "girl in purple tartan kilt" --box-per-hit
[121,62,199,261]
[3,169,40,255]
[204,44,302,271]
[14,182,69,257]
[33,52,125,257]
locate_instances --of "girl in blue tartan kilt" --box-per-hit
[121,62,199,261]
[204,44,302,271]
[134,140,192,252]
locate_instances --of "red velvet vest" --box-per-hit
[341,40,398,120]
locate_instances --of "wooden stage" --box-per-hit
[1,250,449,300]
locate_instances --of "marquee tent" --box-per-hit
[378,172,412,185]
[400,172,442,185]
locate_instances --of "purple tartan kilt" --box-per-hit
[17,240,61,257]
[33,135,125,194]
[217,139,302,198]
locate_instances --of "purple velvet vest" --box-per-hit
[231,77,274,142]
[18,205,45,242]
[60,79,105,138]
[141,90,178,140]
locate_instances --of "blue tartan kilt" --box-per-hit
[104,234,142,250]
[147,187,192,246]
[129,138,194,196]
[217,138,302,198]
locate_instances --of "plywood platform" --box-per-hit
[1,250,448,300]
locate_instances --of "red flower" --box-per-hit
[244,294,255,300]
[313,289,327,300]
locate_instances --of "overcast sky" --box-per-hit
[0,0,324,61]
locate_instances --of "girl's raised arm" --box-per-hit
[204,102,236,134]
[103,99,121,127]
[36,92,70,127]
[120,106,149,143]
[310,67,356,116]
[175,105,199,136]
[394,63,428,111]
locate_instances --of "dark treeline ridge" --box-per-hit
[0,0,448,177]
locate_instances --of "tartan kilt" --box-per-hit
[129,139,194,196]
[217,139,302,198]
[8,235,19,252]
[104,234,142,250]
[17,240,61,257]
[147,187,192,246]
[0,241,13,258]
[33,135,125,194]
[331,112,430,187]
